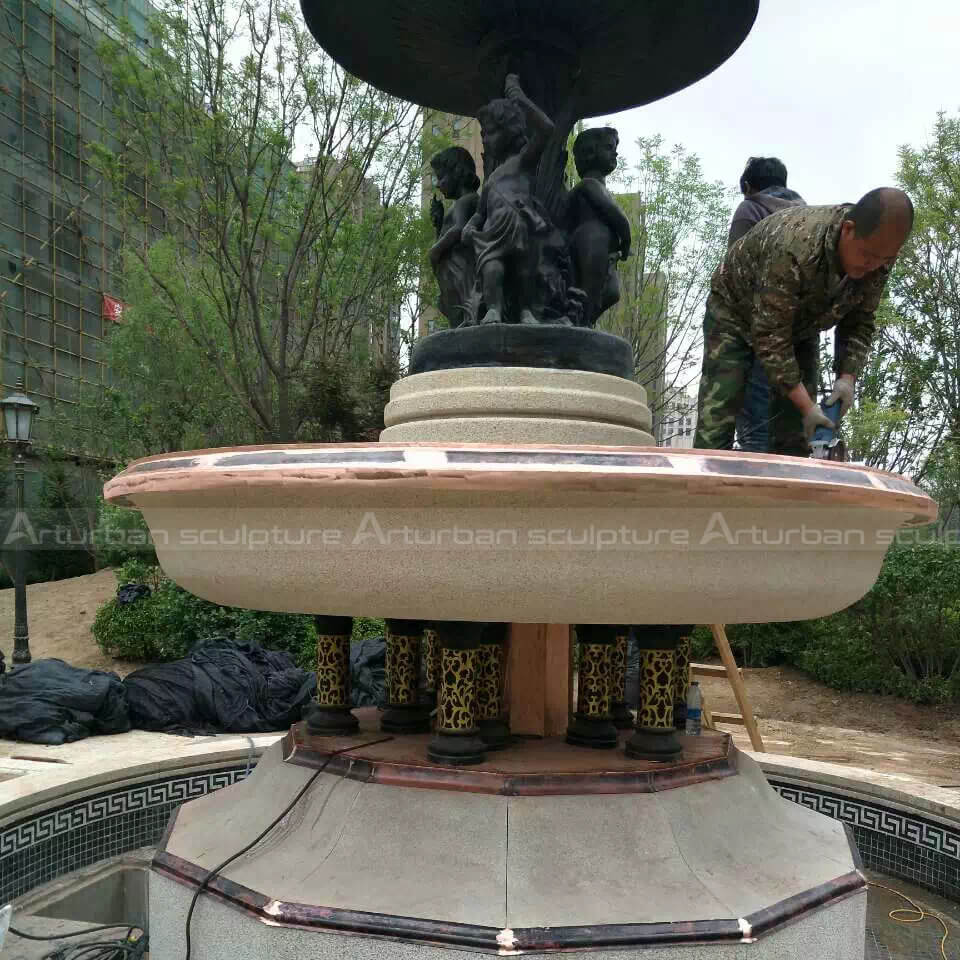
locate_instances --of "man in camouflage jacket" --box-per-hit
[694,188,914,457]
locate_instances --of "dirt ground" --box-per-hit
[700,666,960,787]
[2,571,959,787]
[0,569,145,677]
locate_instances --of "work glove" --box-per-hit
[825,377,855,417]
[802,405,835,442]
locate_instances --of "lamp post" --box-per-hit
[1,379,39,667]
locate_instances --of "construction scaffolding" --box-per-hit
[0,0,156,444]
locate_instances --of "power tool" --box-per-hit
[808,400,846,461]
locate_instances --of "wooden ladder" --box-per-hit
[690,624,765,752]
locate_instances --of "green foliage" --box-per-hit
[296,355,398,442]
[599,134,731,419]
[693,543,960,704]
[93,582,193,662]
[842,298,932,477]
[115,556,165,589]
[28,459,98,583]
[93,565,315,667]
[842,111,960,505]
[74,0,426,448]
[688,622,808,668]
[351,617,385,645]
[842,542,960,699]
[94,499,158,568]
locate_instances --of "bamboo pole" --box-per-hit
[710,624,765,752]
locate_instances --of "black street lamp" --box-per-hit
[1,379,39,667]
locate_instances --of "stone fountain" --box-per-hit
[103,3,938,957]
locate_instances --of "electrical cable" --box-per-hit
[10,924,143,941]
[9,924,146,960]
[868,879,953,960]
[183,736,392,960]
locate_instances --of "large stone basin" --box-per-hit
[103,443,936,624]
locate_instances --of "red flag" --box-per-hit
[102,295,124,323]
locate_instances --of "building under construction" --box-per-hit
[1,0,155,446]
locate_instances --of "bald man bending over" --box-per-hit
[694,188,913,456]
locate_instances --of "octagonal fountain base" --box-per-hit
[150,710,866,959]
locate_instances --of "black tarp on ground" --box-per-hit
[0,659,130,744]
[350,634,385,707]
[115,583,151,605]
[123,637,316,734]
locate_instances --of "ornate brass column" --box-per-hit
[566,624,618,749]
[476,622,510,749]
[428,621,487,765]
[609,627,635,729]
[381,618,431,734]
[304,615,359,735]
[626,625,689,760]
[673,635,692,730]
[423,623,442,705]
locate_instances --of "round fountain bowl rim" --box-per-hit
[103,442,936,524]
[297,0,760,119]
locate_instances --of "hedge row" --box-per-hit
[96,544,960,705]
[691,543,960,704]
[93,559,384,667]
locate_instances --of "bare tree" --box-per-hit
[599,135,730,437]
[91,0,426,441]
[841,112,960,508]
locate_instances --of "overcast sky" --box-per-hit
[589,0,959,205]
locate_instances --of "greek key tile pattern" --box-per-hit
[0,765,249,903]
[770,780,960,901]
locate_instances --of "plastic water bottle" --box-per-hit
[685,681,702,736]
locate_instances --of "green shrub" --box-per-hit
[351,617,385,644]
[689,621,814,668]
[230,607,316,667]
[854,542,960,690]
[94,499,158,568]
[29,461,97,582]
[93,565,315,666]
[691,543,960,704]
[115,556,165,589]
[793,618,910,698]
[798,543,960,704]
[93,581,192,661]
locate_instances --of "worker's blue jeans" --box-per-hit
[735,357,771,453]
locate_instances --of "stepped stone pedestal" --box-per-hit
[382,326,653,447]
[380,367,654,446]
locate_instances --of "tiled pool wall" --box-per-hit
[2,765,958,906]
[1,766,249,904]
[769,779,960,902]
